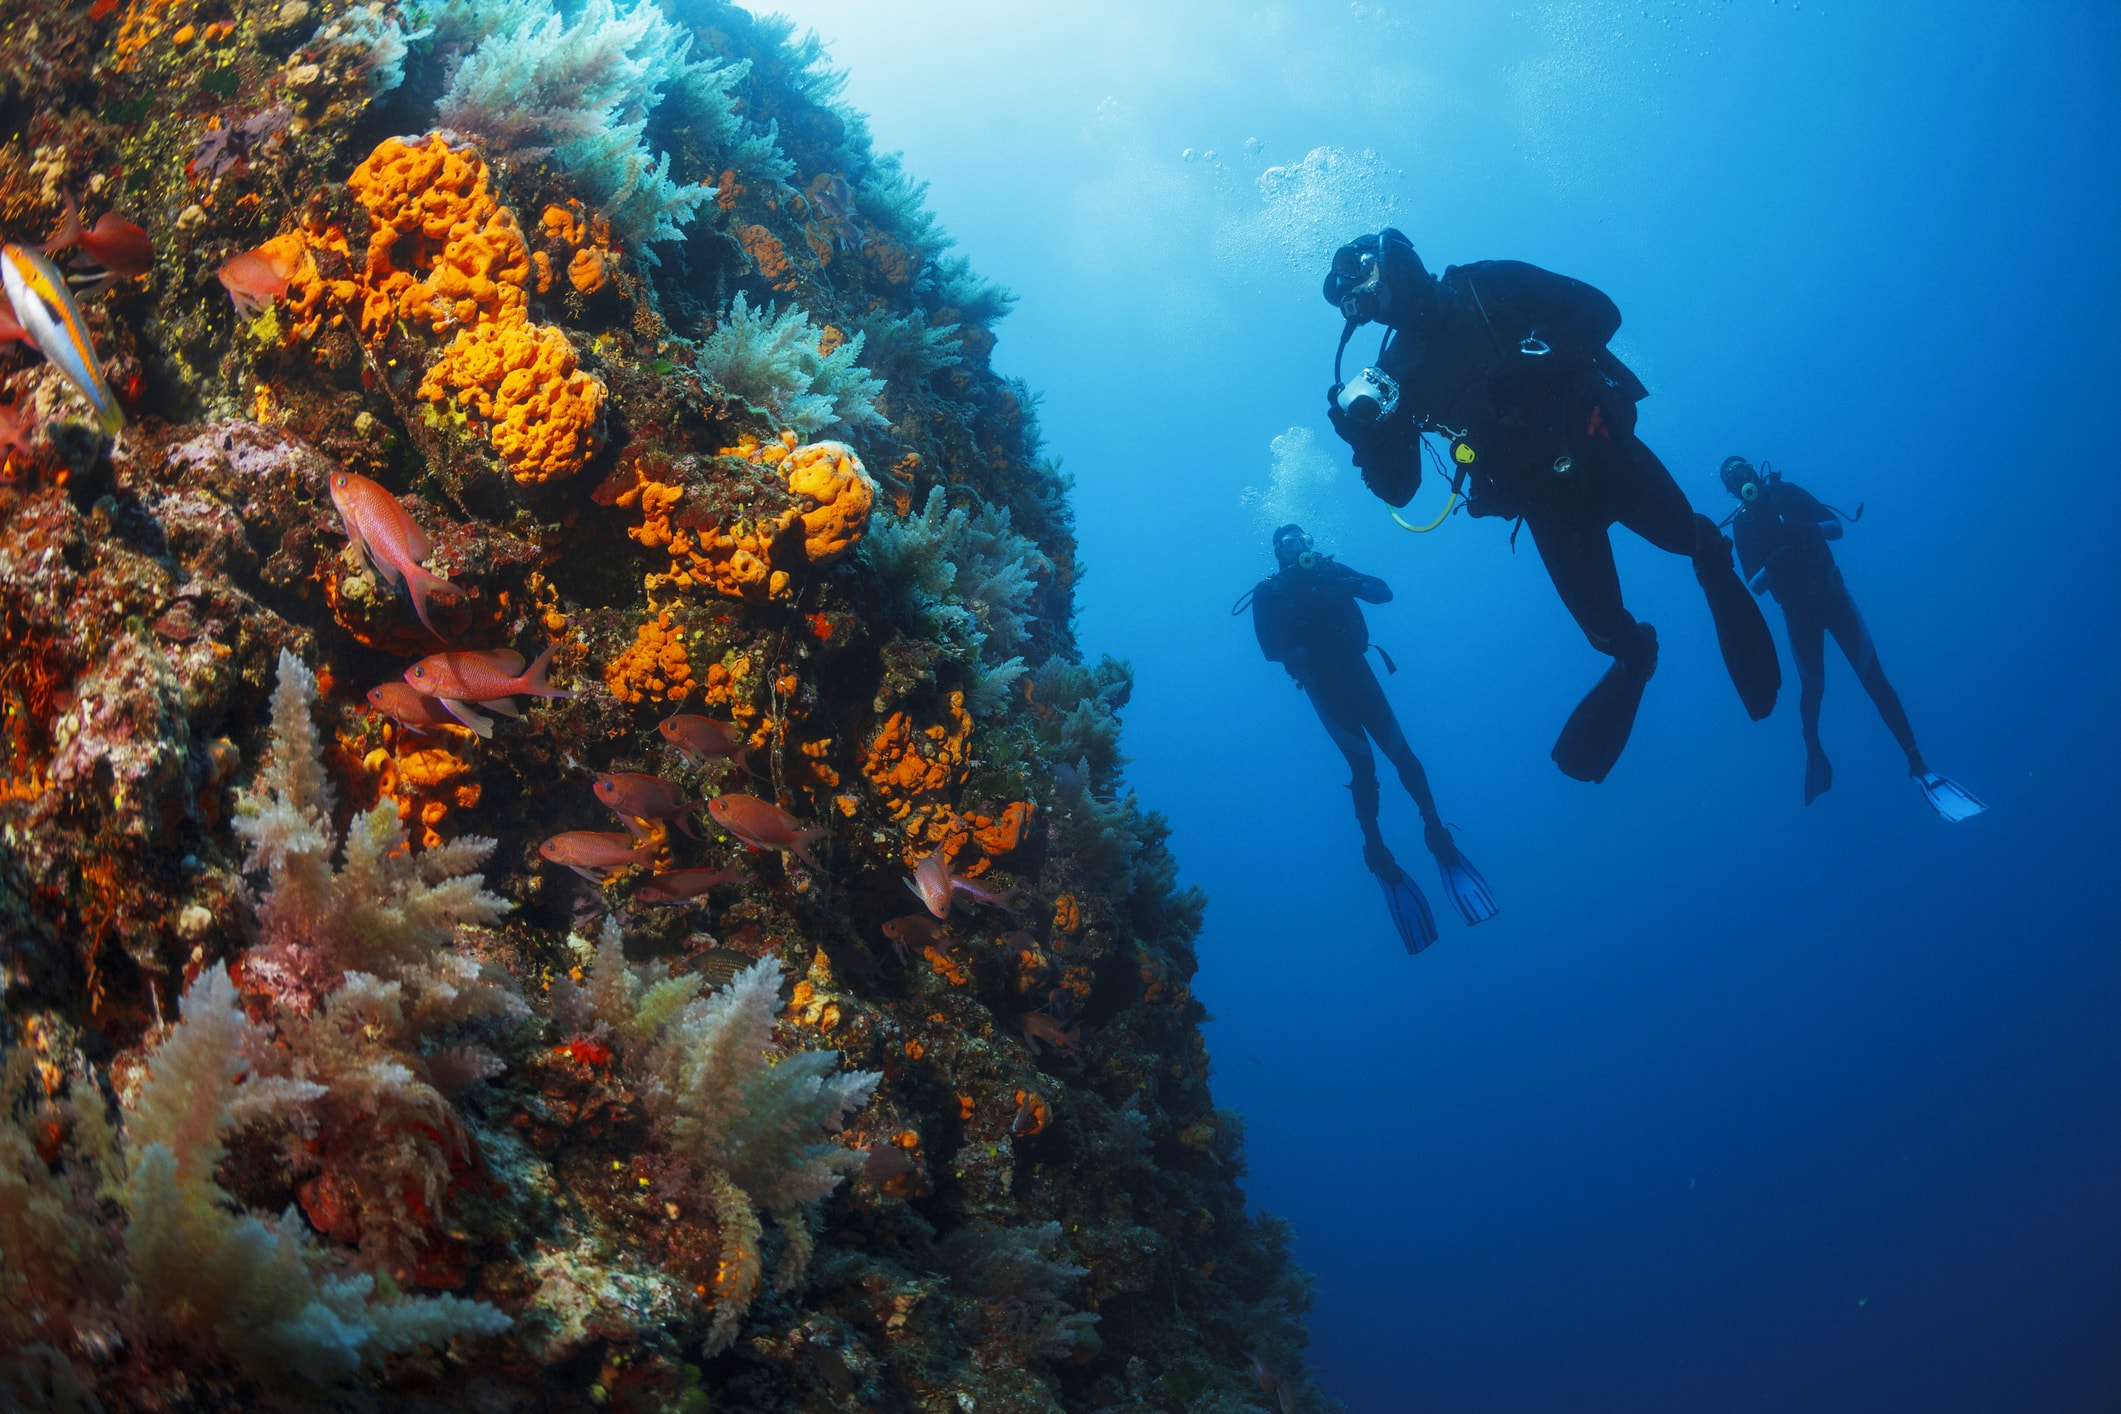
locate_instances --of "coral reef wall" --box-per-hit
[0,2,1335,1409]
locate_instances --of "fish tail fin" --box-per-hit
[791,828,826,872]
[522,642,571,698]
[406,565,462,642]
[677,807,705,841]
[36,196,79,256]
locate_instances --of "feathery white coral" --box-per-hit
[697,292,888,436]
[565,933,877,1353]
[234,650,512,1010]
[434,0,739,256]
[122,964,507,1382]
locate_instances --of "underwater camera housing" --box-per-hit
[1336,366,1401,425]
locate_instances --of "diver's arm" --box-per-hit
[1337,565,1393,604]
[1326,385,1423,507]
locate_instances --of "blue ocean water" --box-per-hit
[798,3,2120,1408]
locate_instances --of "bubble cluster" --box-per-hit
[1220,145,1402,277]
[1239,426,1348,549]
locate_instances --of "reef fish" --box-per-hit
[658,713,747,769]
[537,829,657,881]
[706,794,824,871]
[594,772,705,839]
[43,201,153,289]
[404,645,569,738]
[217,246,297,317]
[880,913,947,963]
[686,947,759,990]
[907,852,955,918]
[907,851,1032,919]
[329,470,463,642]
[1018,1011,1082,1058]
[635,866,742,904]
[366,682,463,736]
[0,242,122,434]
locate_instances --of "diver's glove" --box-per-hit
[1326,384,1420,507]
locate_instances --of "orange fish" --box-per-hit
[593,771,705,839]
[537,829,657,881]
[1017,1011,1081,1058]
[404,644,569,738]
[329,470,463,642]
[366,682,461,735]
[906,851,1031,919]
[218,246,297,317]
[880,913,946,962]
[41,199,152,288]
[706,794,824,871]
[907,852,954,918]
[658,712,747,770]
[635,866,742,904]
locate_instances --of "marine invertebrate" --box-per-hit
[608,437,874,604]
[233,653,522,1267]
[283,134,608,483]
[605,608,695,703]
[433,0,739,255]
[863,486,1052,717]
[695,292,886,436]
[571,940,877,1353]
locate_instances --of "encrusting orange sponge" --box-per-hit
[283,134,606,485]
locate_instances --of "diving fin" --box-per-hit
[1692,514,1781,720]
[1804,749,1833,806]
[1552,628,1657,784]
[1435,847,1498,926]
[1376,864,1438,955]
[1916,772,1987,823]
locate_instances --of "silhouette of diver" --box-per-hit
[1244,524,1496,952]
[1719,457,1986,821]
[1319,229,1781,783]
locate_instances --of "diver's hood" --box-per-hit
[1322,228,1432,326]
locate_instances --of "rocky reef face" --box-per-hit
[0,3,1332,1409]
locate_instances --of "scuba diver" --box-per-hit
[1719,456,1986,821]
[1319,230,1782,784]
[1242,523,1496,952]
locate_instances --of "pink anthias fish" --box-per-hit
[594,771,706,840]
[1017,1011,1081,1058]
[42,198,153,290]
[217,241,303,317]
[366,682,464,736]
[537,830,658,882]
[634,865,743,905]
[658,713,748,770]
[879,913,947,964]
[706,794,825,871]
[906,851,1033,920]
[404,644,569,738]
[329,470,463,642]
[0,388,32,464]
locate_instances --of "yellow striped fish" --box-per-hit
[0,242,123,435]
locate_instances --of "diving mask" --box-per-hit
[1325,240,1388,324]
[1719,455,1761,503]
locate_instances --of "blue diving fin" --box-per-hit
[1916,772,1987,823]
[1435,847,1498,926]
[1377,864,1438,955]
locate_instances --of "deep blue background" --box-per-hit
[791,3,2120,1408]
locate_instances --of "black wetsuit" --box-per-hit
[1249,558,1445,857]
[1329,260,1780,779]
[1731,477,1923,778]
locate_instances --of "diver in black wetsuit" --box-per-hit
[1245,523,1495,952]
[1719,457,1986,821]
[1318,230,1782,784]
